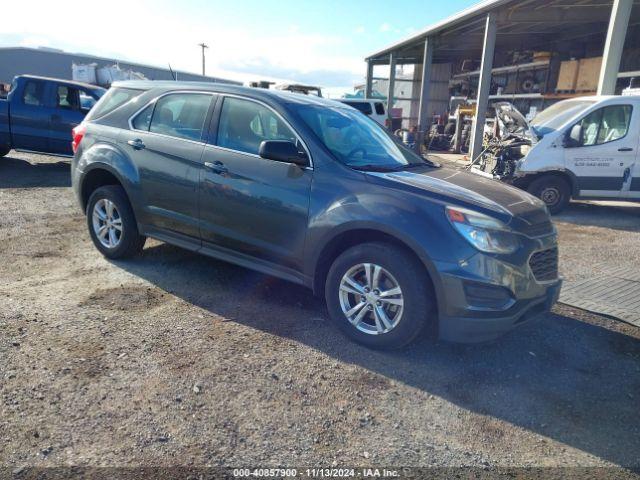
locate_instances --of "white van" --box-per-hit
[471,96,640,213]
[338,98,387,126]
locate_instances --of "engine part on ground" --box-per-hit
[467,136,532,179]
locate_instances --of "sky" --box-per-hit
[1,0,476,97]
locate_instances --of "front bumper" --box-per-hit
[438,278,561,343]
[433,232,561,343]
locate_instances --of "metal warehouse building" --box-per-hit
[0,46,240,87]
[365,0,640,160]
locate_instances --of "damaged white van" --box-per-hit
[470,96,640,213]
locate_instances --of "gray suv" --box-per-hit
[72,81,561,349]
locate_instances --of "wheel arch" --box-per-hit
[518,169,578,197]
[311,227,440,307]
[80,164,131,212]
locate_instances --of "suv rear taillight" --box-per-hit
[71,124,86,154]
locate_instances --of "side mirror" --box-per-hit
[564,124,582,148]
[259,140,308,167]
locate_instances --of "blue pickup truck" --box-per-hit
[0,75,105,157]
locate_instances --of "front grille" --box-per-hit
[521,221,555,238]
[529,247,558,282]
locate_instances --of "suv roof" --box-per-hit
[112,80,347,109]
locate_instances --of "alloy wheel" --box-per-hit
[92,199,123,249]
[338,263,404,335]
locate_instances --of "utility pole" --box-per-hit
[198,43,209,76]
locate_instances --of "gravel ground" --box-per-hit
[1,152,639,473]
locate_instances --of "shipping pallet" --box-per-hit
[554,89,596,95]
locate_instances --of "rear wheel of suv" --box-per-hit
[86,185,146,259]
[527,175,570,214]
[325,242,434,349]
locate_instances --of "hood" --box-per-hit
[366,166,550,228]
[493,102,536,141]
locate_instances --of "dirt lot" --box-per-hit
[1,152,640,473]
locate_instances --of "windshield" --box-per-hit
[530,99,596,137]
[293,104,430,171]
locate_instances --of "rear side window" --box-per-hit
[22,81,45,106]
[131,103,154,131]
[56,85,81,111]
[344,101,372,115]
[148,93,212,141]
[375,102,385,115]
[86,87,143,120]
[217,96,297,155]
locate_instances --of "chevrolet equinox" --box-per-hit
[71,82,561,349]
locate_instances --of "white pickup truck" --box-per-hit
[471,96,640,213]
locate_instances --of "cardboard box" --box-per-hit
[576,57,602,92]
[556,60,580,91]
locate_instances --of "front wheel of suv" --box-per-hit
[325,242,434,349]
[86,185,146,259]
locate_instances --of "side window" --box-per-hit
[132,103,154,131]
[579,109,601,146]
[578,105,632,146]
[375,102,385,115]
[22,81,45,106]
[217,97,297,155]
[597,105,631,144]
[56,86,81,111]
[79,91,97,112]
[344,101,372,115]
[148,93,212,141]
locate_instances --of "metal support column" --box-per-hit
[469,12,497,162]
[365,61,374,98]
[387,53,397,127]
[598,0,633,95]
[416,37,434,153]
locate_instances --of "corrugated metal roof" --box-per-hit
[365,0,511,61]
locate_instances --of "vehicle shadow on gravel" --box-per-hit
[554,201,640,233]
[0,155,71,188]
[116,242,640,469]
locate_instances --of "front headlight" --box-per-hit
[446,206,520,254]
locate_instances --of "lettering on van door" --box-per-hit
[574,158,612,168]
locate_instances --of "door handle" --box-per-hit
[204,161,228,174]
[618,147,633,152]
[127,138,145,150]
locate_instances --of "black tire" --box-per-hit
[86,185,145,259]
[444,122,456,135]
[0,146,10,157]
[527,175,571,214]
[324,242,434,349]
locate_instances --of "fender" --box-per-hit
[315,218,442,272]
[75,140,143,216]
[514,168,579,196]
